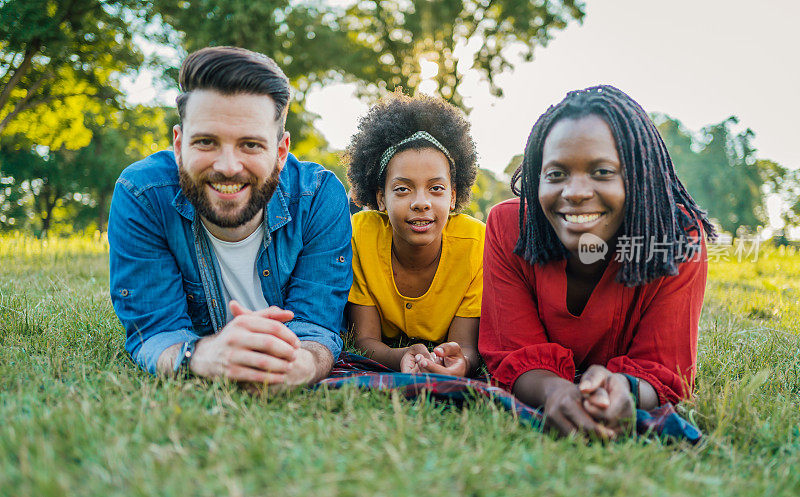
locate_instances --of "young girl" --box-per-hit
[480,85,713,438]
[344,92,484,377]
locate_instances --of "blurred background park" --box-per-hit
[1,0,798,238]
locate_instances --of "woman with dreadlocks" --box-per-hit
[344,92,483,377]
[479,85,713,438]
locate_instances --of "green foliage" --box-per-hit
[1,237,800,495]
[0,0,150,147]
[656,114,789,234]
[462,168,512,222]
[0,106,170,234]
[154,0,584,110]
[337,0,585,108]
[152,0,352,150]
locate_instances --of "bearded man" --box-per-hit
[108,46,352,385]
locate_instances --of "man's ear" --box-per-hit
[376,189,386,211]
[173,124,183,163]
[276,131,290,171]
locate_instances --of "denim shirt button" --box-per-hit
[338,256,345,263]
[187,294,194,301]
[263,269,270,277]
[405,302,412,309]
[120,289,129,297]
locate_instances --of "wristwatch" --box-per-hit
[174,339,198,377]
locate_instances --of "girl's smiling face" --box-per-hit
[377,147,456,251]
[538,114,626,257]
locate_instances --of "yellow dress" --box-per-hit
[348,210,485,343]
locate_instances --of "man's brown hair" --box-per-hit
[176,46,291,135]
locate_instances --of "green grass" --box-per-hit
[1,236,799,496]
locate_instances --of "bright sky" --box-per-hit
[125,0,799,179]
[305,0,800,177]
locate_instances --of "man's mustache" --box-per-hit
[200,171,258,184]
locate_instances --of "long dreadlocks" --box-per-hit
[511,85,715,286]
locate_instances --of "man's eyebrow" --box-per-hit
[239,135,270,142]
[188,132,217,139]
[187,133,269,142]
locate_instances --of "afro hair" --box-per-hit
[344,91,478,211]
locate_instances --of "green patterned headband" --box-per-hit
[377,131,454,177]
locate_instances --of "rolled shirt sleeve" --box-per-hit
[108,180,200,374]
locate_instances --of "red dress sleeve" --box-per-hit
[606,238,708,404]
[478,201,576,390]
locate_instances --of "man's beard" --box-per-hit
[178,157,281,229]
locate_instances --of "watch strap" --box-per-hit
[174,339,198,377]
[621,373,640,409]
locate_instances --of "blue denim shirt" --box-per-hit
[108,151,352,374]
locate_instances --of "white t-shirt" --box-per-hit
[203,225,269,323]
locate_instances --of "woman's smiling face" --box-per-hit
[538,114,626,257]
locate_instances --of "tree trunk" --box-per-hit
[0,42,39,114]
[38,183,58,238]
[96,191,108,233]
[0,70,51,134]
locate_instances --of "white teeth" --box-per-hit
[210,183,245,194]
[409,220,433,226]
[564,213,602,224]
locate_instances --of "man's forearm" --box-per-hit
[156,343,182,376]
[300,341,334,383]
[155,337,333,385]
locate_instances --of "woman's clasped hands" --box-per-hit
[544,365,636,440]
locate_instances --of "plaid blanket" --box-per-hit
[318,352,702,443]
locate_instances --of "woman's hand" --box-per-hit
[577,365,635,433]
[511,370,616,439]
[542,378,617,439]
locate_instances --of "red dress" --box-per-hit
[479,199,707,404]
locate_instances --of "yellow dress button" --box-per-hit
[406,303,412,309]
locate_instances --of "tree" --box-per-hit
[152,0,584,146]
[656,114,781,234]
[152,0,352,148]
[463,168,512,222]
[71,106,172,232]
[337,0,585,109]
[0,105,170,234]
[0,0,149,148]
[0,137,84,234]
